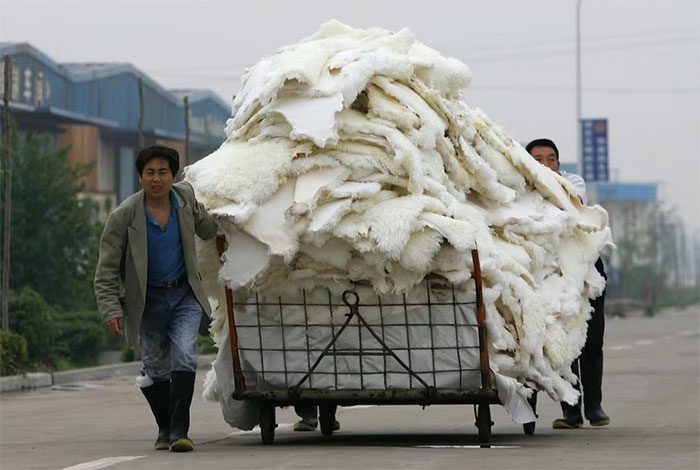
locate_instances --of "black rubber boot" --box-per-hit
[293,404,318,431]
[582,353,610,425]
[169,371,196,452]
[582,265,610,427]
[586,406,610,426]
[553,401,584,429]
[140,380,171,450]
[554,362,584,430]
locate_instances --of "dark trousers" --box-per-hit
[294,404,318,423]
[567,258,606,414]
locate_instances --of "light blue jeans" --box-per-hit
[139,282,203,381]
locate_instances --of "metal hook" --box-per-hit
[342,289,360,311]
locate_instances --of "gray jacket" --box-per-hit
[94,181,217,354]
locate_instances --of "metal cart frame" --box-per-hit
[216,236,537,444]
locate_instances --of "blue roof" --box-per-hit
[171,89,230,111]
[0,43,230,142]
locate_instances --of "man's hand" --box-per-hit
[106,317,124,336]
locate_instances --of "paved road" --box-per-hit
[1,306,698,470]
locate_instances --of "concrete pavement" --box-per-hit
[1,305,698,470]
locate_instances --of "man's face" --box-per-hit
[140,157,175,200]
[529,146,560,173]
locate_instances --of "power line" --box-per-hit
[464,35,698,63]
[149,31,699,94]
[469,85,699,93]
[459,26,699,55]
[149,71,242,79]
[147,27,699,74]
[154,33,697,80]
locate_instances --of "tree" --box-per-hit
[0,330,28,376]
[0,130,100,310]
[8,287,57,365]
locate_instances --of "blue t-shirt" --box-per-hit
[145,191,186,286]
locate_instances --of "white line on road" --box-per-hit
[60,456,145,470]
[415,445,521,449]
[610,330,700,352]
[228,423,293,436]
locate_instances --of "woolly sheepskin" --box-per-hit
[187,20,612,424]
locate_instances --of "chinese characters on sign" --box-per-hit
[581,118,609,182]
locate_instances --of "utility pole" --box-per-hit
[137,78,145,149]
[1,56,13,331]
[183,95,190,166]
[695,235,700,301]
[575,0,583,172]
[678,222,687,284]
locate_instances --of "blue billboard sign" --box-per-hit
[581,118,609,182]
[588,182,657,202]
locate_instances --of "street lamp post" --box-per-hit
[576,0,583,174]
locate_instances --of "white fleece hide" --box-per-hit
[270,93,344,147]
[188,21,614,427]
[242,179,297,262]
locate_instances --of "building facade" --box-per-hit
[0,43,230,212]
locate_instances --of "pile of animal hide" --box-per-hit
[187,20,612,427]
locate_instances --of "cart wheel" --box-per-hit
[260,404,276,445]
[523,421,536,435]
[477,403,492,444]
[523,391,538,435]
[319,405,337,436]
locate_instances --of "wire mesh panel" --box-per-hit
[231,282,483,393]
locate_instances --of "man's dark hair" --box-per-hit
[135,145,180,176]
[525,138,559,160]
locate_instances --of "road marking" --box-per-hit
[610,330,700,353]
[52,383,105,392]
[416,445,521,449]
[228,423,293,436]
[60,456,145,470]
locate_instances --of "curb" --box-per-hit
[0,354,216,394]
[0,372,53,393]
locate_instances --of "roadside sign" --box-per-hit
[581,118,609,182]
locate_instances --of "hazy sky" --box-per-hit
[1,0,698,234]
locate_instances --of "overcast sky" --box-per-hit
[1,0,698,235]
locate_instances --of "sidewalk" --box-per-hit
[0,354,216,393]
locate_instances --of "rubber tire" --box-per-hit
[319,405,337,436]
[260,404,276,445]
[523,391,538,435]
[477,403,492,444]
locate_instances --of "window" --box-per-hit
[23,68,32,102]
[35,70,44,105]
[11,62,19,101]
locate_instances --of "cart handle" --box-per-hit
[216,235,247,397]
[342,290,359,309]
